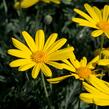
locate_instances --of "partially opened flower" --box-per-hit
[80,75,109,106]
[15,0,61,9]
[47,52,100,83]
[72,3,109,38]
[8,29,73,79]
[95,48,109,59]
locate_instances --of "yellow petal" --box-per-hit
[35,29,45,50]
[18,62,35,71]
[46,61,63,69]
[91,30,103,37]
[41,64,52,77]
[83,82,104,95]
[105,32,109,39]
[103,5,109,21]
[84,3,99,22]
[9,59,33,67]
[8,49,31,58]
[73,8,95,23]
[94,96,109,106]
[80,57,87,67]
[98,59,109,66]
[70,59,80,69]
[88,75,109,95]
[93,6,102,21]
[80,93,94,103]
[47,47,73,61]
[47,74,72,84]
[72,18,98,29]
[12,38,32,54]
[43,33,57,51]
[87,55,99,69]
[47,38,67,54]
[62,59,73,67]
[61,63,76,72]
[14,0,39,8]
[32,64,41,79]
[22,31,36,52]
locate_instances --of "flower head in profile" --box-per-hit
[72,3,109,38]
[15,0,61,9]
[8,29,73,79]
[95,48,109,59]
[47,52,100,83]
[80,75,109,106]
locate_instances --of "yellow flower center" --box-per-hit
[77,67,92,79]
[97,21,109,32]
[31,51,47,63]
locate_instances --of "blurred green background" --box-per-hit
[0,0,109,109]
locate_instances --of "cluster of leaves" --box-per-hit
[0,0,109,109]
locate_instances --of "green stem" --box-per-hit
[41,73,52,109]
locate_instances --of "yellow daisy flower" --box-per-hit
[8,29,73,79]
[80,75,109,106]
[15,0,61,9]
[72,3,109,38]
[47,52,100,83]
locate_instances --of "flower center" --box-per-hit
[77,67,92,79]
[97,21,109,32]
[31,51,47,63]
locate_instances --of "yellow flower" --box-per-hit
[47,52,100,83]
[15,0,61,9]
[95,48,109,59]
[72,3,109,38]
[8,29,73,79]
[94,48,109,66]
[80,75,109,106]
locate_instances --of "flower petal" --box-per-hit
[35,29,45,50]
[43,33,57,51]
[98,59,109,66]
[93,6,102,21]
[94,96,109,106]
[87,55,99,69]
[80,93,94,103]
[15,0,39,8]
[61,63,76,72]
[32,64,41,79]
[41,64,52,77]
[47,47,74,61]
[105,32,109,39]
[22,31,36,52]
[18,62,35,71]
[9,59,34,67]
[46,61,63,69]
[103,5,109,21]
[80,57,87,67]
[91,30,103,37]
[88,75,109,95]
[72,18,98,29]
[84,3,99,22]
[83,82,104,95]
[73,8,95,23]
[47,74,72,84]
[8,49,31,58]
[46,38,67,54]
[12,38,32,54]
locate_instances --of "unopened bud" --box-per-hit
[44,15,53,25]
